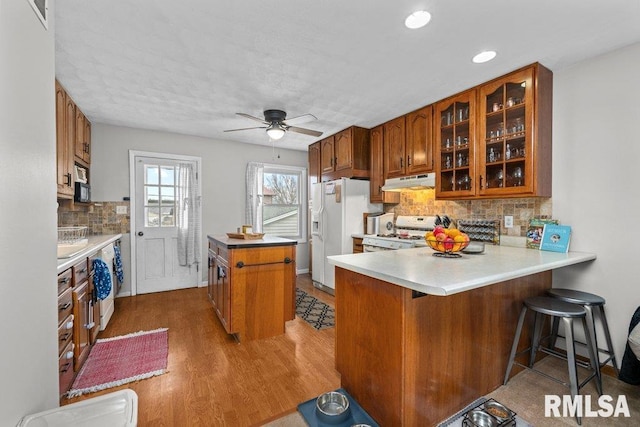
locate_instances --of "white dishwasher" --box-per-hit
[98,243,115,330]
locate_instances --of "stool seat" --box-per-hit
[505,295,600,425]
[548,288,605,306]
[525,296,586,318]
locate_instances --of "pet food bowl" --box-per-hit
[315,391,351,424]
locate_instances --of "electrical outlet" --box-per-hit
[504,215,514,228]
[116,205,128,215]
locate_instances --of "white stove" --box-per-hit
[362,215,451,252]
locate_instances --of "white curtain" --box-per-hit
[245,162,264,233]
[176,162,201,267]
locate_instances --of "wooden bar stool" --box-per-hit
[547,288,619,394]
[504,296,600,425]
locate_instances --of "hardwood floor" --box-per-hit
[64,274,340,426]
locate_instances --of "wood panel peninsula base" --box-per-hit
[329,245,597,426]
[207,235,297,342]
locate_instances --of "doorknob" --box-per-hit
[138,231,144,236]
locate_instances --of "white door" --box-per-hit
[133,154,201,294]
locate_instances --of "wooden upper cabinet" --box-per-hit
[383,116,406,179]
[308,141,321,187]
[476,63,552,198]
[435,89,477,199]
[56,80,74,198]
[333,128,353,172]
[320,136,335,175]
[369,125,384,203]
[405,105,434,175]
[434,63,552,200]
[320,126,370,181]
[75,110,91,166]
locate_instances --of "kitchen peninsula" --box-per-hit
[328,245,596,426]
[207,235,297,342]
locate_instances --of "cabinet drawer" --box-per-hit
[58,314,74,356]
[58,340,75,397]
[73,258,89,284]
[231,246,295,267]
[58,286,73,325]
[57,269,72,294]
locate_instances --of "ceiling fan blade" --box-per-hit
[224,126,267,132]
[287,126,323,137]
[283,113,317,126]
[236,112,268,124]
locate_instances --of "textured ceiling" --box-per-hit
[55,0,640,152]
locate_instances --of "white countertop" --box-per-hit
[327,245,596,296]
[57,234,122,273]
[208,234,297,248]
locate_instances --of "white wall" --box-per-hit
[89,124,311,283]
[552,42,640,366]
[0,0,59,421]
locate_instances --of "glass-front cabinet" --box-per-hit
[435,90,476,198]
[478,68,534,196]
[436,63,552,199]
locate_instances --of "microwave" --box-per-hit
[74,182,91,203]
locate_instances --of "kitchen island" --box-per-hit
[327,245,596,426]
[207,235,297,341]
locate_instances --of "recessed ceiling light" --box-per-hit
[472,50,497,64]
[405,11,431,29]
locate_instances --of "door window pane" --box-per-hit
[143,164,178,228]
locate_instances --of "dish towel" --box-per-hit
[93,258,112,300]
[113,245,124,284]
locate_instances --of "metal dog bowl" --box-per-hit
[483,400,511,421]
[466,409,498,427]
[316,391,351,424]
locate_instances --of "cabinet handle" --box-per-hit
[66,172,72,186]
[60,362,72,373]
[284,257,293,264]
[400,157,403,168]
[59,302,71,311]
[334,157,337,167]
[407,155,412,166]
[59,277,70,285]
[84,143,89,154]
[60,332,72,342]
[78,268,87,274]
[479,175,483,189]
[330,157,333,166]
[236,261,245,268]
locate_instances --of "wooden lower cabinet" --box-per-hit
[72,280,91,371]
[57,270,75,397]
[335,267,551,426]
[352,237,363,253]
[208,236,296,341]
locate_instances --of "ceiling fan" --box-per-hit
[224,109,323,140]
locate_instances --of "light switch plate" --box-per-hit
[116,206,128,215]
[504,215,514,228]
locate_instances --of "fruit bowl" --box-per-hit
[425,227,470,258]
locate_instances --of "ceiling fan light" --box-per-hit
[266,124,285,140]
[405,11,431,29]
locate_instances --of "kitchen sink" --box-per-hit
[57,239,88,259]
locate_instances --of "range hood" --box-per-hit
[381,173,436,192]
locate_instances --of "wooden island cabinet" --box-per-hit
[207,235,297,342]
[328,245,596,426]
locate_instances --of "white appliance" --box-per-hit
[362,215,439,252]
[98,243,116,331]
[311,178,381,293]
[381,173,436,191]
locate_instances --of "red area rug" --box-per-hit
[68,328,168,397]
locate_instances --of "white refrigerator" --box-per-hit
[311,178,381,292]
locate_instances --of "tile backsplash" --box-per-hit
[58,201,130,235]
[385,189,552,237]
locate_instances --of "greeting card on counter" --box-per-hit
[526,217,558,249]
[540,224,572,253]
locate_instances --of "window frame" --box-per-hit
[261,164,307,242]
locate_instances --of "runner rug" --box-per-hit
[295,288,335,330]
[67,328,168,397]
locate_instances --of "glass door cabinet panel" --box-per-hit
[435,90,476,198]
[477,63,552,198]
